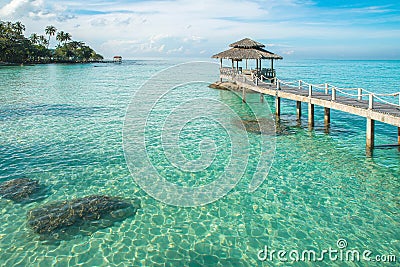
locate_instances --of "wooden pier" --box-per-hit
[219,67,400,153]
[212,38,400,154]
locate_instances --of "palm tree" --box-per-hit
[45,25,57,48]
[64,32,72,44]
[29,33,39,44]
[56,31,64,46]
[56,31,72,46]
[39,35,48,47]
[13,21,25,35]
[6,21,12,30]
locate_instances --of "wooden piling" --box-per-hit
[308,85,314,129]
[275,80,281,116]
[366,118,375,150]
[398,127,400,145]
[296,101,302,120]
[324,107,330,133]
[324,107,330,125]
[308,103,314,129]
[275,97,281,116]
[220,59,223,82]
[398,127,400,152]
[260,93,264,102]
[242,87,246,103]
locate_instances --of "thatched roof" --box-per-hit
[229,38,265,48]
[212,47,282,60]
[212,38,282,60]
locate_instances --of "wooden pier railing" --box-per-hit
[219,67,400,153]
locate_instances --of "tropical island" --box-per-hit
[0,20,104,65]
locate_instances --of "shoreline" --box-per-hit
[0,60,114,66]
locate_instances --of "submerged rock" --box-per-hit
[233,116,293,136]
[209,81,239,91]
[27,195,140,238]
[0,178,43,202]
[209,81,232,90]
[233,117,274,135]
[209,81,255,92]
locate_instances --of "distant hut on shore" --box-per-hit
[212,38,282,80]
[113,56,122,63]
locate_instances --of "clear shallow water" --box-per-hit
[0,60,398,266]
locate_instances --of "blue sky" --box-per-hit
[1,0,399,59]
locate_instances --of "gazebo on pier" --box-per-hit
[212,38,282,81]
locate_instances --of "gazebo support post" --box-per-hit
[245,59,248,70]
[231,59,234,69]
[271,59,274,74]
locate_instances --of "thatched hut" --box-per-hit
[113,56,122,63]
[212,38,282,79]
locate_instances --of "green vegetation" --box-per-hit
[0,21,103,64]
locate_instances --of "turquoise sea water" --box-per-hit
[0,60,399,266]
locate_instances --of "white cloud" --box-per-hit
[0,0,41,17]
[167,46,183,54]
[282,49,295,55]
[150,34,171,44]
[0,0,73,21]
[158,44,165,52]
[183,36,204,43]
